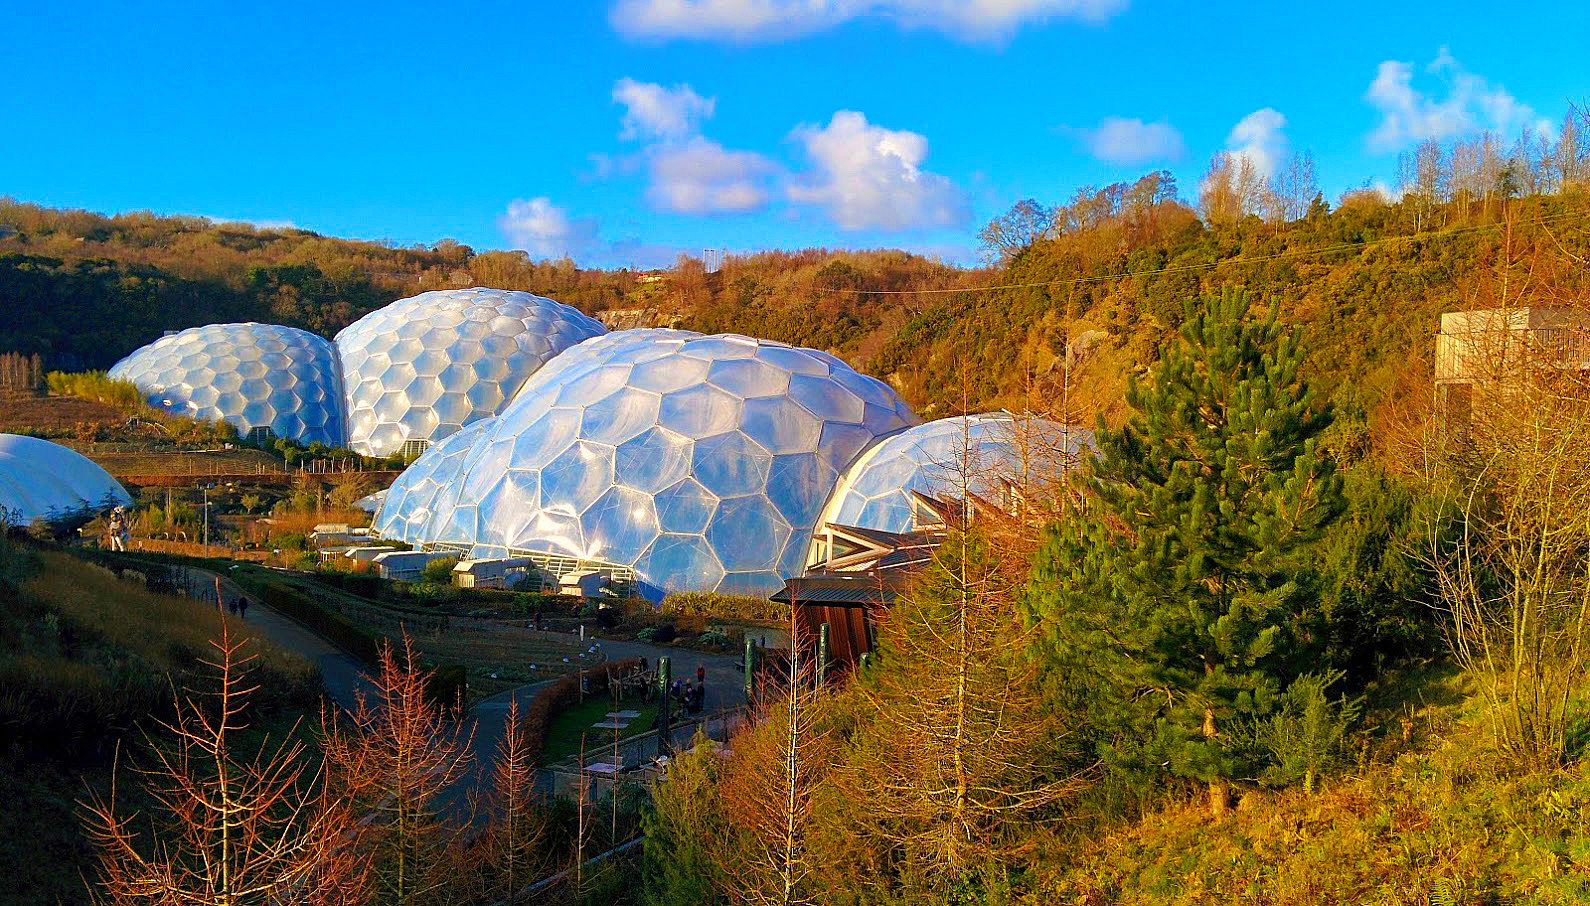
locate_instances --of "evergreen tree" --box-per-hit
[1023,288,1342,817]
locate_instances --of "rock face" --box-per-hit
[334,288,606,458]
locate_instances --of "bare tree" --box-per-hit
[319,637,472,906]
[977,199,1054,263]
[717,608,834,906]
[1425,230,1590,768]
[83,628,366,905]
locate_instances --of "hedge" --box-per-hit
[261,581,465,713]
[660,591,784,623]
[521,657,644,766]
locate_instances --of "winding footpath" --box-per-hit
[194,568,744,813]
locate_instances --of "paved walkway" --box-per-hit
[195,567,373,711]
[191,570,751,817]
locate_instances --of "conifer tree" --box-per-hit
[1024,288,1342,818]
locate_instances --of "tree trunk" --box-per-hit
[1204,705,1227,819]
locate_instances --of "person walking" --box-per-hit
[227,597,239,616]
[237,596,249,620]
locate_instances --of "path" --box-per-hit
[192,573,750,817]
[194,567,373,711]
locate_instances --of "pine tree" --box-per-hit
[1023,288,1342,818]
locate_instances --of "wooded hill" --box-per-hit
[3,191,1588,434]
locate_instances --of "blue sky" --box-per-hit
[2,0,1586,268]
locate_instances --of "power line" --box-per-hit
[811,209,1588,297]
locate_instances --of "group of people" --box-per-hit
[670,664,707,714]
[226,595,250,619]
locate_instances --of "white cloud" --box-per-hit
[1365,48,1553,153]
[1080,116,1184,164]
[498,197,601,259]
[613,77,715,140]
[647,138,775,213]
[1225,108,1288,179]
[787,110,968,232]
[609,0,1127,43]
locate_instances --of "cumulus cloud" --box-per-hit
[1365,48,1553,152]
[609,0,1127,43]
[1080,116,1184,164]
[498,197,601,259]
[1225,108,1288,178]
[787,110,968,232]
[607,78,776,214]
[613,77,715,140]
[647,138,775,213]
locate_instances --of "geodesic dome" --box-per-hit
[0,434,132,527]
[370,417,496,545]
[334,288,606,458]
[108,323,346,446]
[399,329,919,598]
[814,413,1096,539]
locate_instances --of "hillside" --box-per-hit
[3,193,1588,434]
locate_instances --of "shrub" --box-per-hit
[697,629,730,649]
[661,592,782,622]
[422,556,460,583]
[648,623,678,644]
[596,605,623,629]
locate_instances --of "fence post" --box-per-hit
[817,622,829,687]
[656,656,671,758]
[742,636,757,708]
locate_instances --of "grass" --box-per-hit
[0,544,323,906]
[1033,663,1590,904]
[540,696,659,766]
[415,627,587,705]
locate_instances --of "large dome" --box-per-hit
[108,323,346,446]
[815,413,1096,540]
[0,434,132,527]
[398,329,919,598]
[334,288,606,458]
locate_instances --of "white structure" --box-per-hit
[559,570,609,598]
[309,523,353,547]
[371,549,454,581]
[814,413,1095,547]
[344,545,397,563]
[451,556,533,589]
[334,288,606,458]
[381,329,919,599]
[108,323,346,446]
[0,434,133,527]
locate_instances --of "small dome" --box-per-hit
[109,323,346,446]
[0,434,132,527]
[334,288,606,457]
[816,413,1095,540]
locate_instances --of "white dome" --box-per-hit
[815,413,1095,540]
[334,288,606,457]
[391,329,919,598]
[0,434,132,527]
[108,323,346,446]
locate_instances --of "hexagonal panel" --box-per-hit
[107,322,346,446]
[387,328,919,599]
[333,288,606,456]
